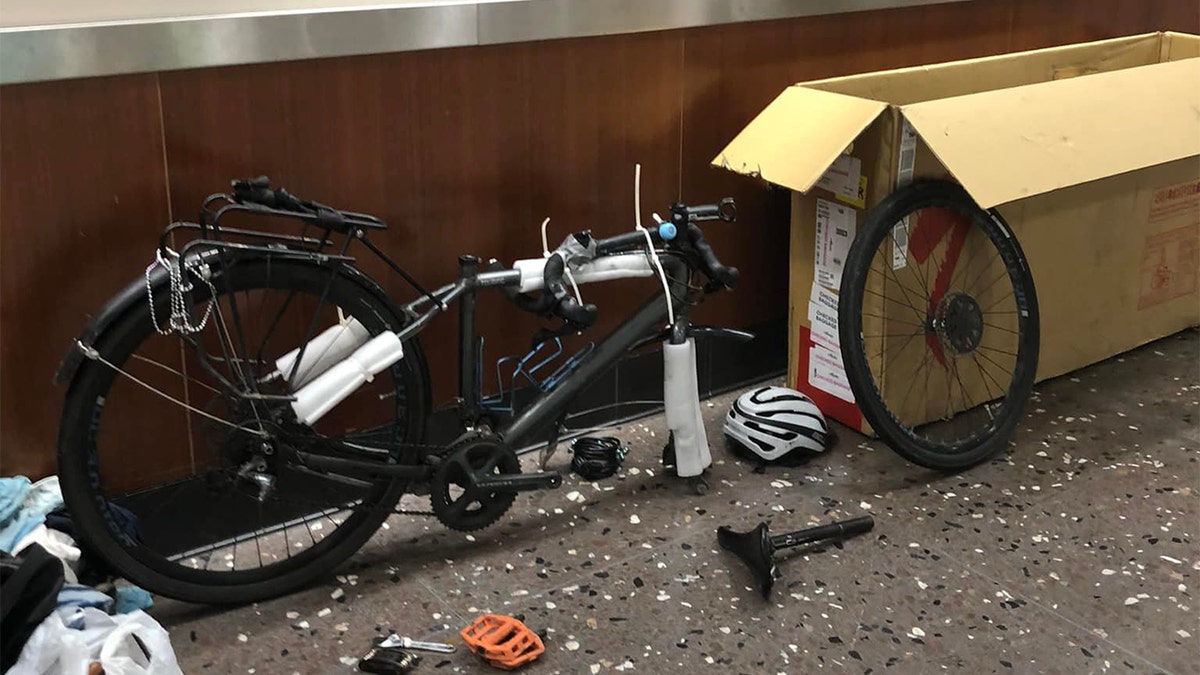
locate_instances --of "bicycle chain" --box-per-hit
[266,441,453,518]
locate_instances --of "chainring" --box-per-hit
[430,433,521,532]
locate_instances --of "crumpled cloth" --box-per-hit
[0,477,64,552]
[15,524,81,584]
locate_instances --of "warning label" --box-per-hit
[1149,180,1200,224]
[1138,225,1199,310]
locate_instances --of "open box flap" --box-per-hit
[900,57,1200,209]
[711,85,887,194]
[1163,31,1200,60]
[803,32,1166,105]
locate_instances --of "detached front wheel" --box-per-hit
[838,179,1040,470]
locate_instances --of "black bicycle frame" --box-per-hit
[386,248,692,450]
[179,194,698,468]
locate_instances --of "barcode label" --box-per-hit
[892,217,909,270]
[897,118,917,186]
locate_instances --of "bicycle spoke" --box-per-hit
[881,255,928,323]
[971,268,1013,303]
[974,347,1016,385]
[254,505,265,569]
[982,322,1019,335]
[981,291,1016,315]
[948,225,981,290]
[898,348,934,419]
[921,343,935,419]
[971,352,1005,403]
[863,284,926,322]
[283,520,293,560]
[878,327,924,365]
[130,354,223,396]
[861,312,926,329]
[221,265,260,392]
[893,224,933,301]
[960,245,1004,299]
[950,358,975,417]
[942,356,955,420]
[864,330,926,340]
[977,345,1018,357]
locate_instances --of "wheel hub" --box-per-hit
[932,291,984,355]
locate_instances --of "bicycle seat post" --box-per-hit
[458,255,481,425]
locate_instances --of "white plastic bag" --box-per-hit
[98,610,183,675]
[10,608,182,675]
[8,613,91,675]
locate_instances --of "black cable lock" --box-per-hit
[569,437,627,480]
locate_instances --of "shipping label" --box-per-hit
[808,344,854,403]
[814,199,856,291]
[892,216,910,270]
[897,118,917,186]
[816,155,864,207]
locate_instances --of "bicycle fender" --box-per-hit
[54,262,172,386]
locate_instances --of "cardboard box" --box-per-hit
[714,32,1200,433]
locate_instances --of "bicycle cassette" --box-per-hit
[430,434,521,532]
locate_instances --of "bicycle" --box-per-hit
[53,173,747,604]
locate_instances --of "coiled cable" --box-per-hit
[569,436,628,480]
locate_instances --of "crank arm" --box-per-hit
[473,471,562,492]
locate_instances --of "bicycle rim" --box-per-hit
[844,182,1038,465]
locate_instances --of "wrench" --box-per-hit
[378,634,457,654]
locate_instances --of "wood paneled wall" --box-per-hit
[2,0,1196,478]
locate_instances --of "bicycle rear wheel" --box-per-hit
[839,179,1039,470]
[57,253,430,604]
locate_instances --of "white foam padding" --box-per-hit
[274,318,371,388]
[513,255,654,293]
[663,338,711,478]
[290,331,404,426]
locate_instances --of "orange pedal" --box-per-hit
[460,614,545,670]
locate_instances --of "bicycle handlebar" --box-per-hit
[670,197,737,225]
[229,176,737,330]
[532,200,738,331]
[684,222,739,290]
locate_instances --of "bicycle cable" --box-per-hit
[633,163,676,327]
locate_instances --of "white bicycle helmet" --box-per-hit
[724,386,832,462]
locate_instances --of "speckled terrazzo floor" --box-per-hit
[156,328,1198,675]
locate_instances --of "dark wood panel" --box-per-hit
[1011,0,1199,49]
[158,33,683,403]
[679,0,1015,330]
[0,74,172,478]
